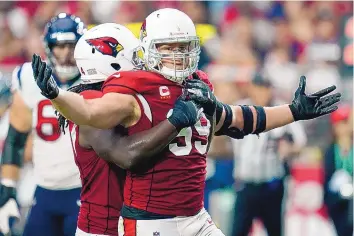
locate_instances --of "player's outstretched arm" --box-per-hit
[185,75,341,139]
[227,76,340,135]
[1,92,31,180]
[0,92,30,233]
[78,97,202,169]
[32,54,136,129]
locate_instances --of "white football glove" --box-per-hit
[0,198,20,235]
[0,179,20,235]
[329,169,353,199]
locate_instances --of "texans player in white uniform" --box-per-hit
[0,71,18,236]
[0,71,35,236]
[0,13,85,236]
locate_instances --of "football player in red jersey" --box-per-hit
[33,9,341,236]
[34,23,203,236]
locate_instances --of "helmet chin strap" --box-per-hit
[159,66,189,84]
[147,48,197,83]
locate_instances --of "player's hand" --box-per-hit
[289,76,341,121]
[32,54,59,100]
[168,97,203,131]
[0,183,20,234]
[184,73,221,118]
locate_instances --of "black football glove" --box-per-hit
[0,184,16,208]
[32,54,59,100]
[289,76,341,121]
[168,96,203,131]
[184,73,222,118]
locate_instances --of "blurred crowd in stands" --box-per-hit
[0,1,352,235]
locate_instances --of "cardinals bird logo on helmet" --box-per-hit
[140,20,147,41]
[86,37,124,57]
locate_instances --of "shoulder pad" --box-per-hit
[11,62,37,109]
[102,70,166,95]
[102,71,139,95]
[11,62,32,91]
[80,90,103,99]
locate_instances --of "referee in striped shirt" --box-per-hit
[231,74,307,236]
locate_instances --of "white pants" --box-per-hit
[75,227,111,236]
[118,208,224,236]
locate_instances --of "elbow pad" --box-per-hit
[238,105,266,135]
[1,125,29,167]
[215,100,224,124]
[252,106,266,134]
[239,105,254,135]
[215,103,232,136]
[215,103,245,139]
[214,104,267,139]
[218,127,245,139]
[239,105,266,135]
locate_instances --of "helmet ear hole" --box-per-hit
[92,48,95,54]
[111,63,121,71]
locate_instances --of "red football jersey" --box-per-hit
[102,70,213,216]
[69,90,125,235]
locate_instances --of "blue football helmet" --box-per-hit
[43,13,86,80]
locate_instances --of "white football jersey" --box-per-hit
[12,62,81,190]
